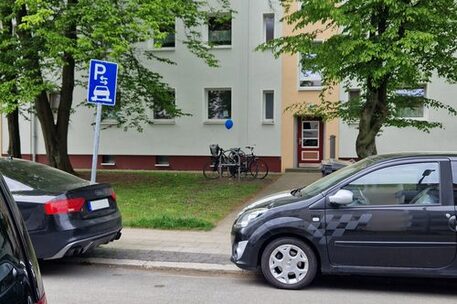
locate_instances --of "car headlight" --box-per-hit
[235,208,268,228]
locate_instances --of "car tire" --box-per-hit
[260,237,317,289]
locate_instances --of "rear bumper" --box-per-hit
[29,211,122,259]
[44,229,122,260]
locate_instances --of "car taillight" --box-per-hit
[111,190,117,201]
[36,294,47,304]
[44,197,86,215]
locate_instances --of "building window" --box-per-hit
[263,91,274,122]
[348,89,361,101]
[153,89,175,120]
[299,52,322,88]
[155,156,170,167]
[101,155,115,165]
[156,24,176,48]
[207,89,231,120]
[396,87,426,119]
[264,14,275,42]
[48,92,60,123]
[208,14,232,46]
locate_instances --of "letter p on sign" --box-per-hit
[94,63,107,80]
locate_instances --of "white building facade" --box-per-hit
[3,0,284,171]
[339,76,457,158]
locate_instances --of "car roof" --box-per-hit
[366,152,457,163]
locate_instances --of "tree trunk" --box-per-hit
[355,79,388,159]
[7,108,22,158]
[15,3,77,174]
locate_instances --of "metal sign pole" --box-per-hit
[90,103,103,184]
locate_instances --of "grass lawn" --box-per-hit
[79,171,276,230]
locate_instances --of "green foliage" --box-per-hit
[261,0,457,132]
[1,0,231,127]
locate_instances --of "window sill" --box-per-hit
[150,47,176,52]
[209,44,232,50]
[402,117,428,121]
[262,120,275,125]
[203,120,228,125]
[155,164,170,167]
[101,163,116,166]
[101,119,119,126]
[152,120,176,125]
[298,86,324,92]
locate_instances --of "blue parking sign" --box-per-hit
[87,59,118,106]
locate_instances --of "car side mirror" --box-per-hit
[329,189,353,205]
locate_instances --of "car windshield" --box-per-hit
[298,157,379,199]
[0,159,90,193]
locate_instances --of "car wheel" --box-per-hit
[261,238,317,289]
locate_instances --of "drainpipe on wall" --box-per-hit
[329,135,336,160]
[30,110,37,162]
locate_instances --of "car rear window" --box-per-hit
[0,159,90,193]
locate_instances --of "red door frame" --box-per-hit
[297,117,324,165]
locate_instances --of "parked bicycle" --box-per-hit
[228,145,269,179]
[203,144,269,179]
[203,144,240,179]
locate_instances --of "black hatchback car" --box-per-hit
[231,153,457,289]
[0,174,46,303]
[0,158,122,260]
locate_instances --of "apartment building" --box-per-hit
[339,78,457,158]
[2,0,284,171]
[280,2,340,171]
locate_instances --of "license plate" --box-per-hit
[88,198,110,212]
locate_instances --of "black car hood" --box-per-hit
[242,190,302,212]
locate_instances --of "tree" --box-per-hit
[0,1,43,158]
[261,0,457,158]
[4,0,230,173]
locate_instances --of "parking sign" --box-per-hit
[87,59,118,106]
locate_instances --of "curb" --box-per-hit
[68,257,244,275]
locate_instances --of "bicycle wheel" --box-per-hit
[227,152,243,178]
[250,159,269,179]
[203,161,220,179]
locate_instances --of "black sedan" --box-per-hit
[231,153,457,289]
[0,157,122,260]
[0,174,46,303]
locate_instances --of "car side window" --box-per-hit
[0,201,19,286]
[341,162,440,207]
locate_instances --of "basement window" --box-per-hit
[155,156,170,167]
[101,155,116,166]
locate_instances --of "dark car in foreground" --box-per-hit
[0,158,122,260]
[0,174,46,303]
[231,153,457,289]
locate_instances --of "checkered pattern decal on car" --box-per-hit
[305,213,373,245]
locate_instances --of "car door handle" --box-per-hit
[448,215,457,232]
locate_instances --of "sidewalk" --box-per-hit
[74,172,321,273]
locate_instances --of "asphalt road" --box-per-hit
[41,262,457,304]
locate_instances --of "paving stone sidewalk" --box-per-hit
[79,172,321,270]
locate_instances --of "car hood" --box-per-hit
[241,190,302,213]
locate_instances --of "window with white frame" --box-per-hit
[263,91,274,122]
[299,52,322,88]
[263,14,275,42]
[157,23,175,48]
[396,87,426,119]
[208,14,232,46]
[207,89,231,120]
[153,89,175,120]
[348,89,361,101]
